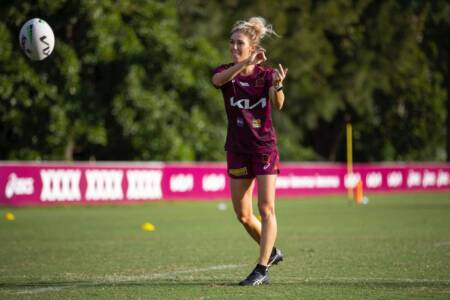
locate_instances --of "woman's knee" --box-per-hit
[236,212,253,225]
[258,203,275,220]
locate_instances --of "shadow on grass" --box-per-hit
[0,279,238,293]
[1,277,450,294]
[276,279,450,289]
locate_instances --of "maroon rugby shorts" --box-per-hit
[227,150,280,179]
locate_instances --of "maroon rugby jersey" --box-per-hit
[212,63,277,154]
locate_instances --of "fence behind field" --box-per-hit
[1,161,449,206]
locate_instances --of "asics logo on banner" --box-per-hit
[127,170,163,200]
[230,97,266,109]
[40,169,81,202]
[85,170,123,201]
[5,173,34,199]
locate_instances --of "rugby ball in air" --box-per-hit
[19,18,55,61]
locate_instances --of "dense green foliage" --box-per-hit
[0,0,448,161]
[1,193,450,298]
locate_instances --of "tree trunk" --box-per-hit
[64,136,74,161]
[447,76,450,162]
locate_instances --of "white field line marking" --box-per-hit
[99,264,246,282]
[16,287,67,294]
[434,241,450,247]
[15,264,244,295]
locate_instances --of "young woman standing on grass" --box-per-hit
[211,16,288,286]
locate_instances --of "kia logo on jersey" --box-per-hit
[230,97,266,109]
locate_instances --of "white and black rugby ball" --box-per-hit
[19,18,55,61]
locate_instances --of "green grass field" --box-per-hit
[1,192,450,299]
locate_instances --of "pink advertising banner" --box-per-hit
[0,162,449,206]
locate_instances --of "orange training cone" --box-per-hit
[354,179,364,204]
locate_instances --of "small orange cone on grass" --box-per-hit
[354,179,364,205]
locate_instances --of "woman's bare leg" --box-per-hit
[256,175,277,266]
[230,178,262,243]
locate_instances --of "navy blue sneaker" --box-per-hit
[268,248,284,268]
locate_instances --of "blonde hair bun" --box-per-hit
[231,16,278,45]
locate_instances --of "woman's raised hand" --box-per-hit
[246,49,267,66]
[273,64,288,86]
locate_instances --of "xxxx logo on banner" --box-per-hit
[85,170,123,201]
[40,169,81,202]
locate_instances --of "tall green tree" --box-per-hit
[422,0,450,161]
[1,0,224,161]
